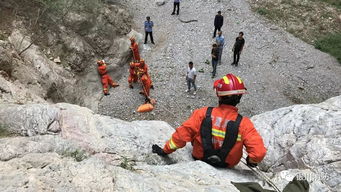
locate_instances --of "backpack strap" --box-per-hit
[200,107,243,168]
[200,107,214,159]
[218,114,243,162]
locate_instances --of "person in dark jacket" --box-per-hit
[232,32,245,66]
[144,16,154,44]
[171,0,181,15]
[213,11,224,38]
[211,43,219,78]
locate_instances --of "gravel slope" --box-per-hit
[99,0,341,127]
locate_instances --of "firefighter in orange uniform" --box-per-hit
[130,37,140,62]
[136,59,153,97]
[128,62,139,88]
[152,74,266,168]
[97,60,119,95]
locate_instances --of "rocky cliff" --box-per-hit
[0,0,134,111]
[0,96,340,191]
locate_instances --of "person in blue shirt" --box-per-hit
[171,0,180,15]
[215,31,225,65]
[144,16,154,44]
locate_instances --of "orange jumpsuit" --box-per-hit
[98,64,119,94]
[128,62,139,87]
[163,105,267,168]
[136,62,153,96]
[130,42,140,62]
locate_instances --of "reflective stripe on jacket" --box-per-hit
[163,105,267,167]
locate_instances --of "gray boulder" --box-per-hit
[252,96,341,191]
[0,96,340,191]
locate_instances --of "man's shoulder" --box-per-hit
[193,107,210,115]
[239,115,254,128]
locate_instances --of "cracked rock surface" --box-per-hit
[252,96,341,191]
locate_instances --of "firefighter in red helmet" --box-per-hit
[152,74,266,168]
[130,37,140,62]
[97,60,119,95]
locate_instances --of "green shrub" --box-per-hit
[314,33,341,64]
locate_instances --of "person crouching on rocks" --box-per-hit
[152,74,266,168]
[97,60,119,96]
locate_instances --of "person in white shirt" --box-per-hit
[186,61,197,95]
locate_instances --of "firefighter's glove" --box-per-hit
[152,144,167,157]
[246,156,258,167]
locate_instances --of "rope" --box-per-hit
[242,150,281,192]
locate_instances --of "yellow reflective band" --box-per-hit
[212,129,225,139]
[169,138,178,150]
[212,130,241,141]
[236,76,243,84]
[223,76,230,84]
[237,134,242,141]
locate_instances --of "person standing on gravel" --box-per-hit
[211,43,219,78]
[186,61,197,95]
[171,0,181,15]
[232,32,245,66]
[213,11,224,38]
[144,16,155,44]
[151,74,267,168]
[216,31,225,65]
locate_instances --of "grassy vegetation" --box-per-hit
[119,157,136,171]
[0,124,15,138]
[62,149,88,162]
[249,0,341,63]
[0,33,5,40]
[315,33,341,63]
[256,8,269,15]
[312,0,341,9]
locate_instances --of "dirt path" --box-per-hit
[99,0,341,127]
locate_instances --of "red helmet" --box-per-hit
[97,60,105,66]
[130,36,135,43]
[214,74,247,96]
